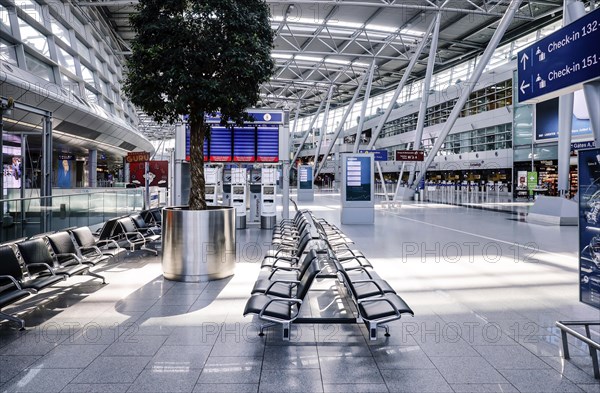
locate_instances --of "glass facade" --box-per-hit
[0,1,138,126]
[291,19,566,140]
[380,80,512,139]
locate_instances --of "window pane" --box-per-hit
[80,64,95,86]
[51,18,71,45]
[61,73,80,95]
[0,38,18,66]
[70,16,85,38]
[18,0,43,25]
[0,4,10,33]
[25,53,53,81]
[76,37,90,62]
[56,46,76,74]
[18,17,49,56]
[85,87,97,104]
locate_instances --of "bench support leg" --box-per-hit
[87,271,106,284]
[141,245,158,256]
[258,322,276,337]
[283,323,291,341]
[369,322,378,341]
[0,311,25,331]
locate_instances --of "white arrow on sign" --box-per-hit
[520,80,530,95]
[520,53,529,70]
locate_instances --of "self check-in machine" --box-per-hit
[204,166,219,206]
[341,153,374,224]
[222,168,232,206]
[297,165,314,201]
[249,169,262,223]
[231,167,247,229]
[261,167,277,229]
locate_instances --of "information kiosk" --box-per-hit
[261,167,277,229]
[231,167,247,229]
[297,165,314,201]
[341,153,374,224]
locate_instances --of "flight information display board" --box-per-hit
[345,156,372,202]
[256,127,279,162]
[578,148,600,310]
[184,124,208,162]
[209,127,232,162]
[298,165,313,190]
[233,127,256,162]
[185,124,280,162]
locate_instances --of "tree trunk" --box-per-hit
[188,116,207,210]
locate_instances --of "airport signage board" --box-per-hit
[395,150,424,162]
[359,149,388,161]
[517,8,600,103]
[205,111,284,125]
[578,148,600,310]
[126,151,150,163]
[572,141,596,150]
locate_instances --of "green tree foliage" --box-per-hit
[124,0,274,209]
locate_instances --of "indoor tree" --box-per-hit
[124,0,274,210]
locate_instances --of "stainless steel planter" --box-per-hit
[162,206,236,282]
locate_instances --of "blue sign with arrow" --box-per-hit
[517,8,600,103]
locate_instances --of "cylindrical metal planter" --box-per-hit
[162,206,236,282]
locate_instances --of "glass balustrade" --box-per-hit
[0,189,144,243]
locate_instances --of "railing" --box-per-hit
[422,183,513,205]
[0,189,144,243]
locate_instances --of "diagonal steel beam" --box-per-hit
[411,0,525,189]
[367,17,437,150]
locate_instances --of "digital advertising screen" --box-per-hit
[3,146,22,189]
[209,127,232,162]
[256,126,279,162]
[535,89,592,142]
[129,161,168,187]
[578,148,600,310]
[345,156,372,202]
[298,166,313,190]
[233,127,256,162]
[57,158,73,188]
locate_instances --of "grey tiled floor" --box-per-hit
[0,195,598,393]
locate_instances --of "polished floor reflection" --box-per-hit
[0,195,598,393]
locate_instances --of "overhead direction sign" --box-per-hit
[395,150,424,162]
[359,149,388,161]
[517,8,600,103]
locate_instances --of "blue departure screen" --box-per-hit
[256,127,279,162]
[233,127,256,162]
[209,127,232,162]
[185,124,209,162]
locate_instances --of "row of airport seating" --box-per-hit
[244,202,414,340]
[0,207,162,330]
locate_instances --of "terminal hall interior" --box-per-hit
[1,0,600,392]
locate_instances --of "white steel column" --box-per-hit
[407,13,441,186]
[313,85,335,165]
[411,0,525,189]
[353,60,377,153]
[558,0,586,196]
[315,62,374,177]
[88,149,98,188]
[367,18,437,150]
[288,102,301,157]
[291,97,327,166]
[584,80,600,146]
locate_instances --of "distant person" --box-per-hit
[57,159,71,188]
